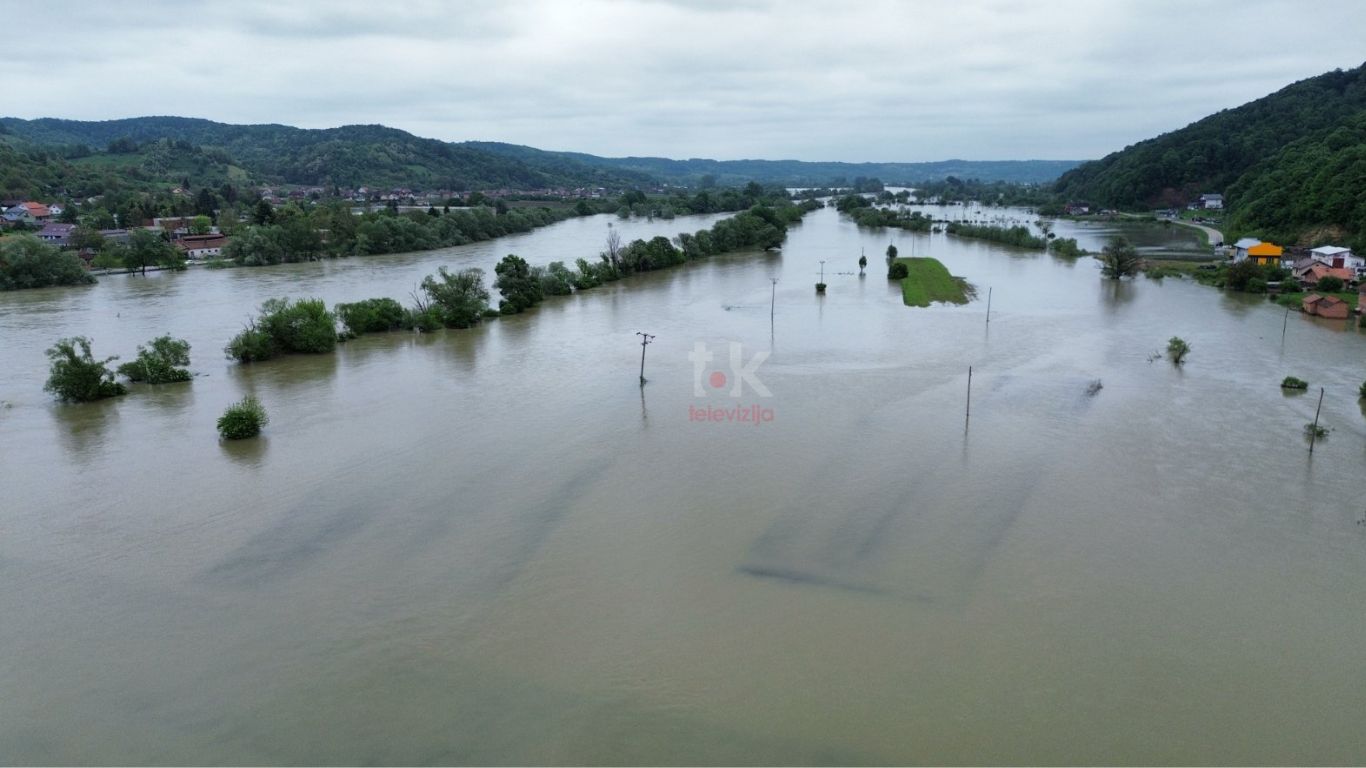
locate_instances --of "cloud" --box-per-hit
[2,0,1363,161]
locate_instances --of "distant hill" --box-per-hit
[465,142,1079,185]
[0,117,654,192]
[0,116,1080,202]
[1054,62,1366,245]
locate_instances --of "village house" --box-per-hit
[1231,237,1262,261]
[36,222,76,247]
[1296,263,1356,288]
[1244,242,1283,267]
[1198,193,1223,209]
[1309,245,1363,274]
[2,201,53,223]
[1302,293,1351,320]
[175,233,230,260]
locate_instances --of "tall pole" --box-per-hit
[1281,306,1290,344]
[636,332,655,386]
[986,286,993,325]
[819,260,826,283]
[965,365,973,426]
[1309,386,1324,453]
[770,278,778,327]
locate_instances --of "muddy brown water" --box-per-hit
[2,207,1364,764]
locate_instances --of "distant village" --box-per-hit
[0,183,623,265]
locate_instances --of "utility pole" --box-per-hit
[986,286,993,325]
[965,365,973,427]
[770,278,778,327]
[636,332,655,386]
[1309,387,1324,453]
[1281,306,1290,344]
[819,260,826,283]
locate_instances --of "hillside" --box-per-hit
[0,117,654,191]
[0,115,1080,201]
[465,142,1078,185]
[1053,62,1366,245]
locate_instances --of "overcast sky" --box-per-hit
[4,0,1363,162]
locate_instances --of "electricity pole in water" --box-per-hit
[770,278,778,328]
[636,332,655,386]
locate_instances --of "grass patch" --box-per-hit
[893,257,971,307]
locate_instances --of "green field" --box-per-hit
[893,257,971,307]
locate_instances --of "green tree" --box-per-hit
[1100,236,1142,279]
[421,266,490,328]
[495,254,544,314]
[188,215,212,235]
[117,335,192,383]
[43,337,127,402]
[1224,259,1261,291]
[124,228,179,275]
[225,298,337,362]
[253,199,275,225]
[885,243,898,265]
[0,235,95,290]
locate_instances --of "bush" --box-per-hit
[1167,336,1191,365]
[117,335,192,383]
[888,261,909,279]
[335,297,406,336]
[217,396,268,440]
[494,254,544,314]
[403,307,444,332]
[1359,380,1366,399]
[44,337,127,402]
[1281,376,1308,389]
[1315,276,1345,292]
[225,297,337,362]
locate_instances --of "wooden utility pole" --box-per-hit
[965,365,973,426]
[770,278,778,327]
[636,332,655,385]
[1309,387,1324,453]
[1281,306,1290,344]
[986,287,993,325]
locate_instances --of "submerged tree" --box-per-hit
[1167,336,1191,365]
[421,266,490,328]
[1100,236,1142,279]
[44,337,127,402]
[118,335,192,383]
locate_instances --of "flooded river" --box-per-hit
[2,206,1365,764]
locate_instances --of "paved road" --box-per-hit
[1169,218,1224,246]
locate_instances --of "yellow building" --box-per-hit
[1246,242,1283,266]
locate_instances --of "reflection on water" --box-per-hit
[2,208,1366,764]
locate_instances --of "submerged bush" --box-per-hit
[888,261,909,279]
[225,297,336,362]
[335,297,406,336]
[44,336,127,402]
[217,396,268,440]
[1167,336,1191,365]
[118,335,191,383]
[1281,376,1308,390]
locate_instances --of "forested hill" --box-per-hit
[463,142,1079,185]
[1053,62,1366,245]
[0,117,654,191]
[2,114,1087,196]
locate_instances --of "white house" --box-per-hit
[1310,245,1364,274]
[1199,193,1224,210]
[1232,237,1262,262]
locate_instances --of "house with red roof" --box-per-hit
[2,202,53,223]
[1302,293,1351,320]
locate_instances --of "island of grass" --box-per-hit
[891,257,972,307]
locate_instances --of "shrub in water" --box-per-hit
[888,261,909,280]
[1281,376,1308,390]
[118,335,191,383]
[217,396,268,440]
[44,337,127,402]
[1167,336,1191,365]
[225,297,337,362]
